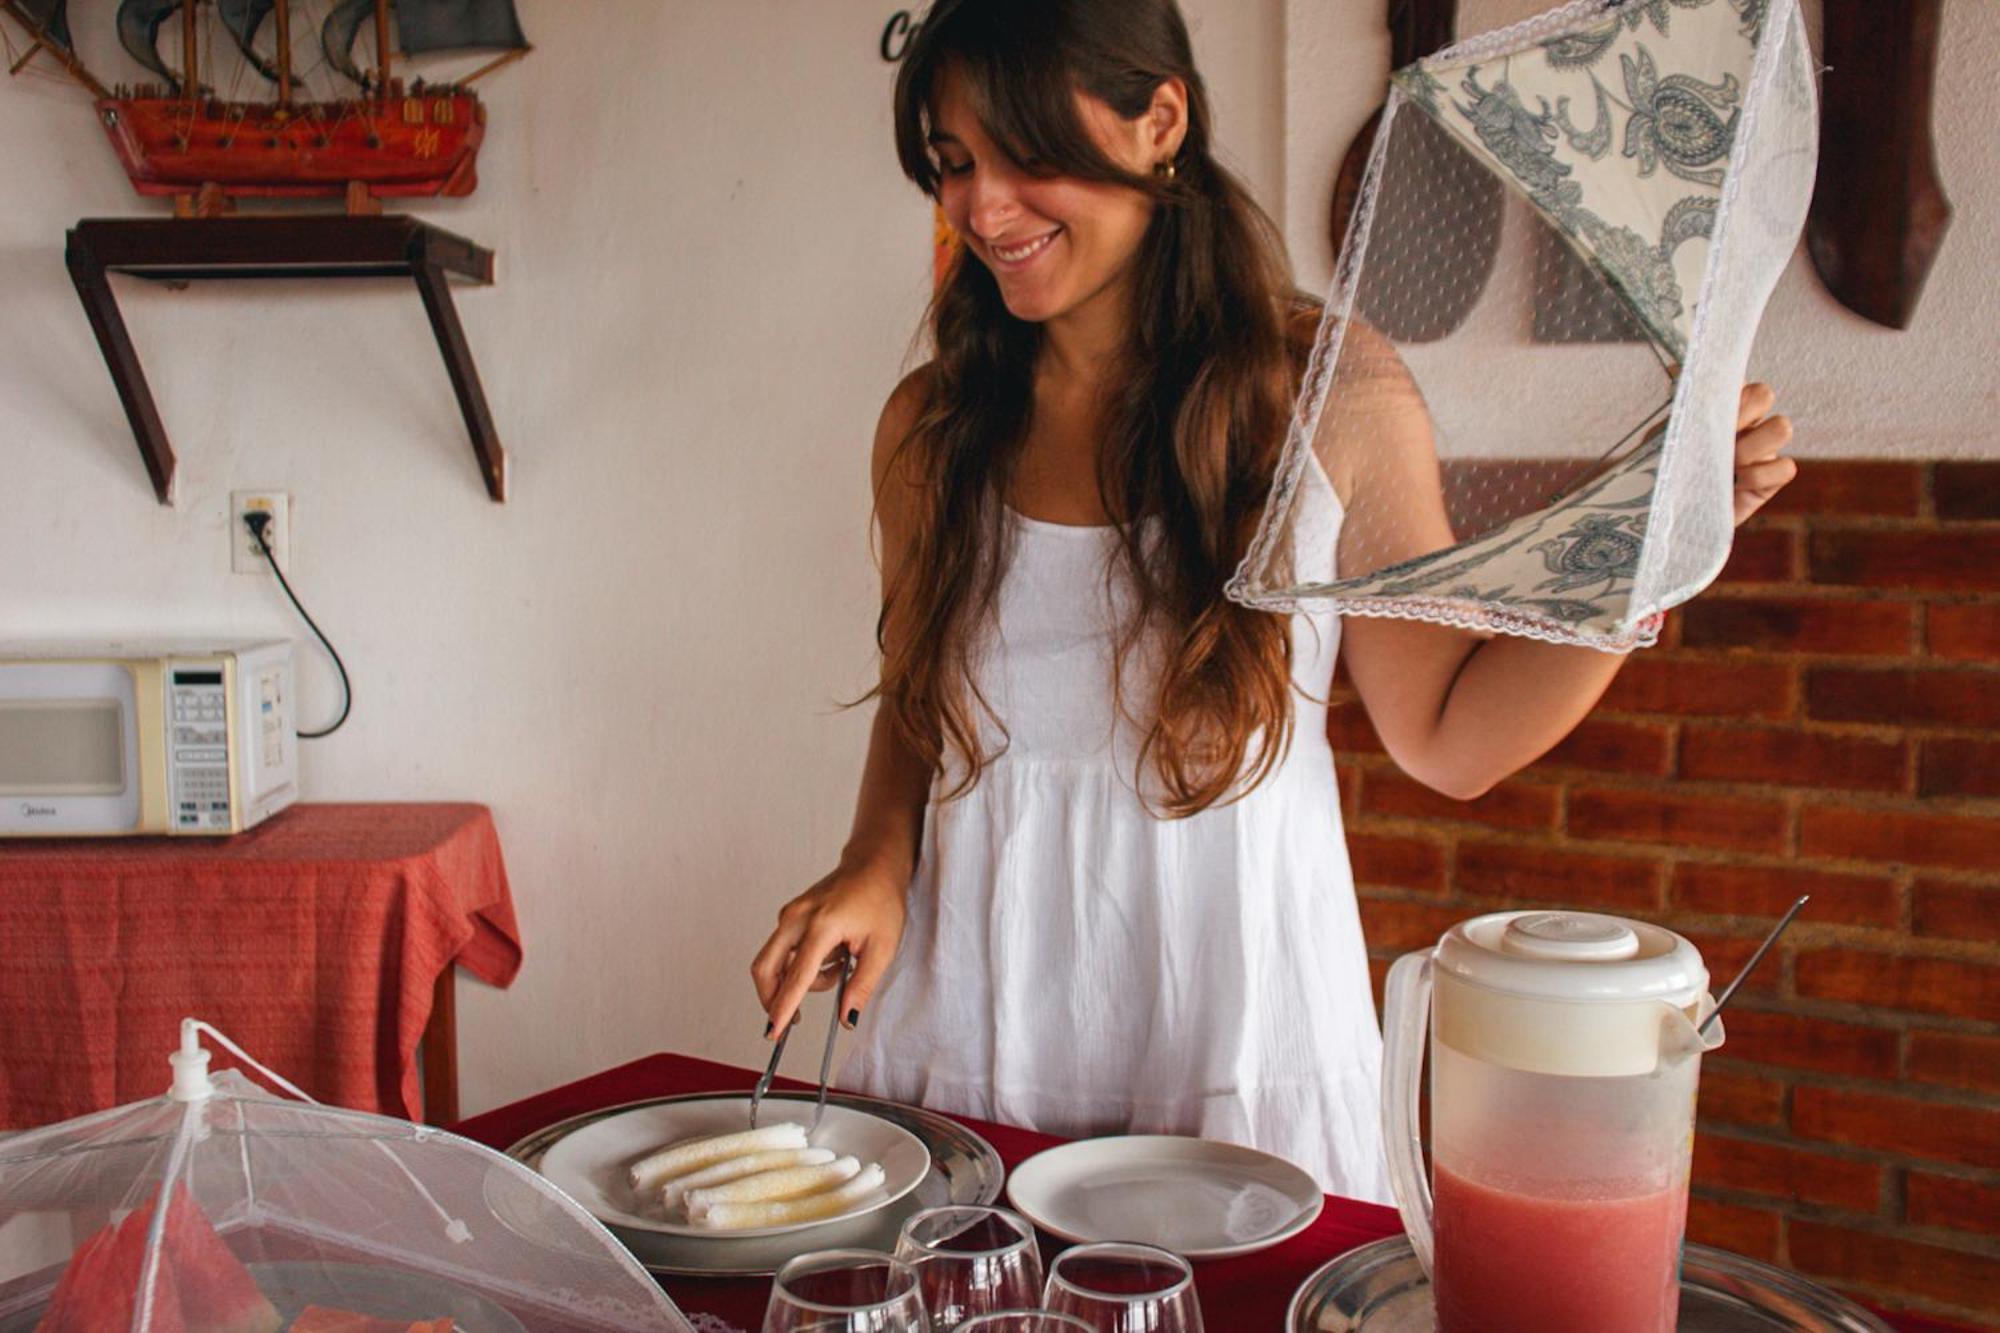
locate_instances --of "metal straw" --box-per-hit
[1699,895,1809,1035]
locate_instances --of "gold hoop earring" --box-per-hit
[1153,159,1177,182]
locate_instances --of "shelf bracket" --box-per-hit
[64,215,508,504]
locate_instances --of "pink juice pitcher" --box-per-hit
[1380,911,1724,1333]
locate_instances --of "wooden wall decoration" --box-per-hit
[1329,0,1459,257]
[1806,0,1953,330]
[1327,0,1504,344]
[1335,0,1956,341]
[1533,230,1651,346]
[1,0,529,211]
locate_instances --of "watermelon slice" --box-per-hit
[33,1227,112,1333]
[288,1311,452,1333]
[35,1200,187,1333]
[159,1185,282,1333]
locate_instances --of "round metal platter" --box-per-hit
[0,1261,530,1333]
[500,1090,1005,1278]
[1288,1236,1893,1332]
[248,1261,531,1333]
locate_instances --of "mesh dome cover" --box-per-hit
[0,1059,692,1331]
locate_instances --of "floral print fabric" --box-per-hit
[1394,0,1762,359]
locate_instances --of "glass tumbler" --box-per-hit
[1042,1242,1203,1333]
[952,1316,1095,1333]
[763,1249,928,1333]
[894,1205,1044,1330]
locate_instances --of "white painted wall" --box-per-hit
[1,0,1993,1122]
[0,0,1283,1115]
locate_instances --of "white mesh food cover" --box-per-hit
[1230,0,1817,649]
[0,1023,691,1332]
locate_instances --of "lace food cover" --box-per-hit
[1230,0,1817,650]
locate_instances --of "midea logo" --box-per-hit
[20,803,56,817]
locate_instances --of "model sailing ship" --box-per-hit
[0,0,527,210]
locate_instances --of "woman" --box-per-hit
[750,0,1794,1199]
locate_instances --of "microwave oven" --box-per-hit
[0,640,298,836]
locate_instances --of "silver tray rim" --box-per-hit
[0,1259,534,1333]
[499,1089,1006,1279]
[1286,1234,1895,1333]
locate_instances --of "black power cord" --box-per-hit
[244,511,351,739]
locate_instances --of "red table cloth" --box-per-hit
[453,1052,1398,1329]
[450,1052,1972,1333]
[0,801,521,1128]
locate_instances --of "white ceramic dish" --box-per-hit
[1007,1134,1324,1259]
[537,1095,931,1240]
[500,1091,1005,1278]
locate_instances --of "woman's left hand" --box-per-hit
[1733,382,1796,526]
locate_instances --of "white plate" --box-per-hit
[1007,1135,1324,1259]
[538,1096,931,1240]
[498,1091,1006,1278]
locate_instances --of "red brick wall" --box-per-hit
[1338,462,2000,1328]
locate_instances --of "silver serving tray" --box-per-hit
[1289,1236,1892,1332]
[248,1261,530,1333]
[0,1261,529,1333]
[501,1090,1005,1278]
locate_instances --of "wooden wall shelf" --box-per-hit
[65,215,508,504]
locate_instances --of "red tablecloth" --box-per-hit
[450,1052,1975,1333]
[447,1053,1410,1330]
[0,801,521,1127]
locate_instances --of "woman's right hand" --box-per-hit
[751,857,909,1040]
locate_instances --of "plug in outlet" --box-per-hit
[231,490,292,575]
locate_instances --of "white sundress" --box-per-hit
[843,460,1392,1204]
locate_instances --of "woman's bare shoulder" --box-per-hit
[872,364,939,552]
[874,364,937,487]
[1284,301,1412,390]
[1282,303,1433,502]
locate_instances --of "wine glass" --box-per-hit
[762,1249,928,1333]
[952,1315,1095,1333]
[1042,1242,1204,1333]
[894,1205,1045,1330]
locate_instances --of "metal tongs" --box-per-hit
[749,946,856,1133]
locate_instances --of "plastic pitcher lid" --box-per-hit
[1435,910,1708,1007]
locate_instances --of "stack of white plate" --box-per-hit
[500,1092,1002,1277]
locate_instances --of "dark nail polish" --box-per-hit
[763,1020,774,1038]
[845,1008,860,1028]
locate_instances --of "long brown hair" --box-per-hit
[880,0,1300,817]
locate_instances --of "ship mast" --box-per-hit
[272,0,289,102]
[458,44,527,87]
[180,0,195,99]
[0,1,111,95]
[372,0,387,100]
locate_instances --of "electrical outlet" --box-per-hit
[231,490,292,575]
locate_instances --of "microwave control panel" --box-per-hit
[169,668,232,831]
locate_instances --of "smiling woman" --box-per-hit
[881,0,1303,808]
[744,0,1791,1204]
[748,0,1400,1200]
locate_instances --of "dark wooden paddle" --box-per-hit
[1806,0,1952,329]
[1328,0,1503,343]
